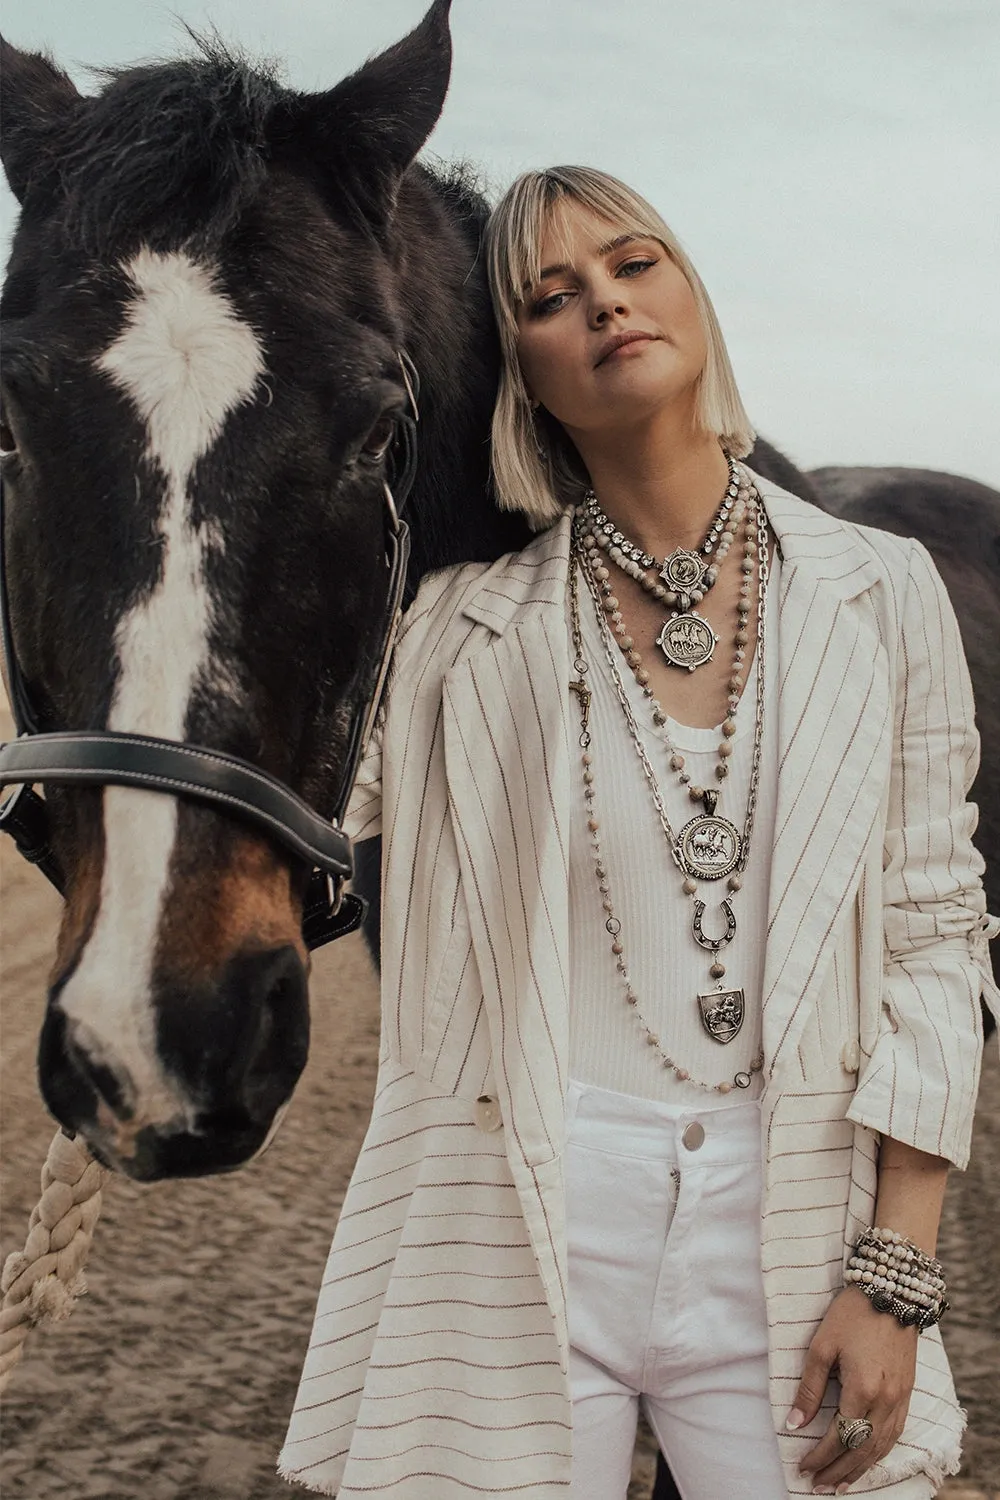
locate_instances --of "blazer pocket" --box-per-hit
[417,898,496,1102]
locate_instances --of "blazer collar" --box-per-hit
[459,468,884,636]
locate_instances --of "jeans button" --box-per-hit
[681,1120,705,1151]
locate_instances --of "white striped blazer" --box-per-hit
[279,473,1000,1498]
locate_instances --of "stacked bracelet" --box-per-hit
[845,1226,949,1332]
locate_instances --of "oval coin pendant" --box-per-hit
[656,612,716,671]
[679,813,742,881]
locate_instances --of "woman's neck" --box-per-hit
[572,417,732,558]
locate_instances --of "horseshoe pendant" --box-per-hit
[692,899,737,952]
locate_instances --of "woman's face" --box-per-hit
[515,201,708,438]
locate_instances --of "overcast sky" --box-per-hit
[3,0,997,488]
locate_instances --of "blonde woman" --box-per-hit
[280,167,998,1499]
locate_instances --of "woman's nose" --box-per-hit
[589,291,630,327]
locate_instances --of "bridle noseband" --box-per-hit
[0,352,419,950]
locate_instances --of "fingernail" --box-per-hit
[786,1407,806,1429]
[836,1487,851,1496]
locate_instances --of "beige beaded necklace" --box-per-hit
[567,481,771,1091]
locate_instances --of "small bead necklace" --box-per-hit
[582,456,755,671]
[568,561,765,1092]
[582,452,743,605]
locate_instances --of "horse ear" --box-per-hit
[268,0,454,236]
[0,37,82,204]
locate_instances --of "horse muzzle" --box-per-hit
[39,943,310,1180]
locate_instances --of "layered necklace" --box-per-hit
[568,460,769,1094]
[581,453,748,672]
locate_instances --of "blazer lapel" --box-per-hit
[442,605,573,1168]
[441,525,574,1355]
[755,476,893,1078]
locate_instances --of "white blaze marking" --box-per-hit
[60,249,264,1124]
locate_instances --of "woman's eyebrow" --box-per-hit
[531,234,645,287]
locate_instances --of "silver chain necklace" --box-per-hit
[569,495,770,1064]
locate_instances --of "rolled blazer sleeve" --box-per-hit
[847,538,999,1168]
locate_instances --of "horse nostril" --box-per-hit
[38,1005,134,1132]
[64,1029,134,1120]
[238,945,310,1122]
[155,943,310,1133]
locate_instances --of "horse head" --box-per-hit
[0,0,494,1180]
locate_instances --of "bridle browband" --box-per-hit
[0,352,418,950]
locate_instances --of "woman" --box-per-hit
[279,167,998,1499]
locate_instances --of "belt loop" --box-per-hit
[564,1079,585,1134]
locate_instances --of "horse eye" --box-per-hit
[0,416,15,456]
[360,414,396,462]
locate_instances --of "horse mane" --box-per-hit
[422,156,492,237]
[55,35,282,256]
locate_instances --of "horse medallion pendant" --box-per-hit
[679,813,742,880]
[660,549,706,594]
[697,987,746,1043]
[656,611,717,671]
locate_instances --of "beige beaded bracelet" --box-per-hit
[846,1226,948,1331]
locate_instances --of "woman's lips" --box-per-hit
[594,330,656,366]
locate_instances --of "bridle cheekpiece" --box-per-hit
[0,352,419,949]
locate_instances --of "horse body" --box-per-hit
[809,464,1000,924]
[0,2,995,1185]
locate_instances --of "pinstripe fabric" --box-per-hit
[280,474,998,1497]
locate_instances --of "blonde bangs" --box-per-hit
[484,166,756,528]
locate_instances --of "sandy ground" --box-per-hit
[1,819,997,1498]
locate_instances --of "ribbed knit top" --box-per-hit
[567,551,781,1104]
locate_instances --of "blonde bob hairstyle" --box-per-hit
[484,166,756,528]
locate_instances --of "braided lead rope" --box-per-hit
[0,1128,109,1396]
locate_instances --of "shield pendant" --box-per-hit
[697,987,745,1044]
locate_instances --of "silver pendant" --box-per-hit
[697,987,745,1043]
[692,898,738,950]
[680,814,742,881]
[659,548,706,594]
[656,612,717,671]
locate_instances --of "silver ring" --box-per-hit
[837,1413,874,1450]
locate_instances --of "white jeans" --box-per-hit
[565,1079,937,1500]
[565,1079,790,1500]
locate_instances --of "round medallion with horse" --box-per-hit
[657,611,717,670]
[660,548,706,592]
[679,812,742,880]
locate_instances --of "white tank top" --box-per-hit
[567,551,781,1104]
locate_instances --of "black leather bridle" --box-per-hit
[0,352,418,950]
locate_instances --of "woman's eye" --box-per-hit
[360,414,396,461]
[617,257,656,278]
[533,290,573,317]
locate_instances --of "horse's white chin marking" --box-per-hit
[59,250,265,1123]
